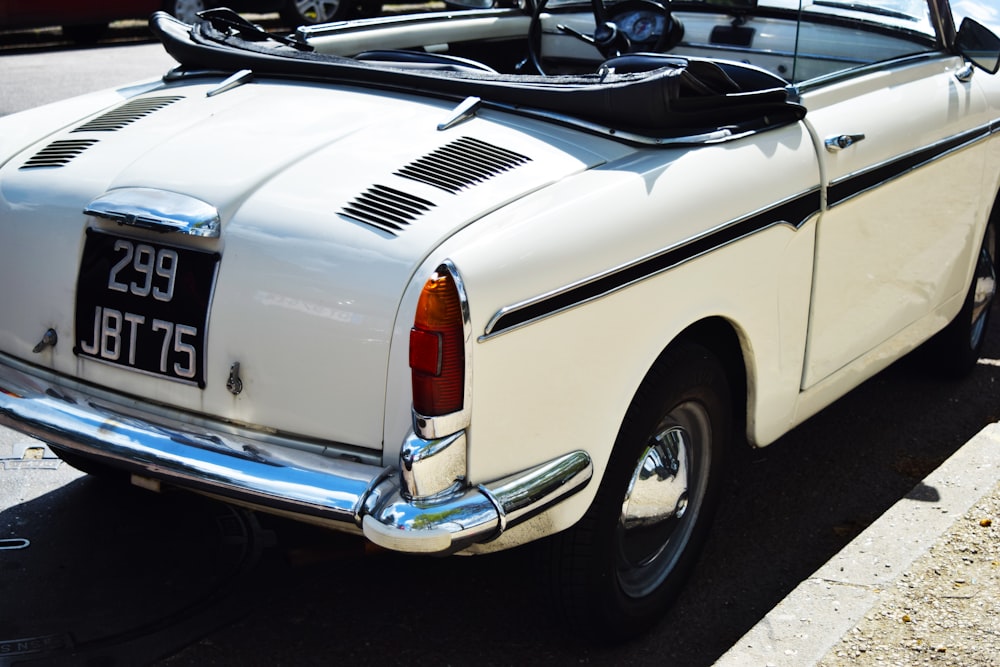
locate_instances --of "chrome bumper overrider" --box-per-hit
[0,356,592,554]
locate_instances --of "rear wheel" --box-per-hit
[165,0,210,24]
[548,342,732,640]
[281,0,354,24]
[925,214,997,377]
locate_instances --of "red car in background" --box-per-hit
[0,1,368,41]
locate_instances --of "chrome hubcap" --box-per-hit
[293,0,343,22]
[616,401,711,598]
[170,0,207,23]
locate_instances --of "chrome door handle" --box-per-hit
[824,133,866,152]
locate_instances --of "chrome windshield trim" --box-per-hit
[479,100,739,146]
[84,187,221,238]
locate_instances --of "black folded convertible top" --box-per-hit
[150,11,805,139]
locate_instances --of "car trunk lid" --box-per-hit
[0,80,617,452]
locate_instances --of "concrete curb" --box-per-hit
[714,422,1000,666]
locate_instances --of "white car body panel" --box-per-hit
[803,55,994,386]
[432,123,820,485]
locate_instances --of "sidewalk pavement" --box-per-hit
[715,423,1000,666]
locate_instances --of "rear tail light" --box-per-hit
[410,265,466,417]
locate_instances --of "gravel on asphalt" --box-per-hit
[817,482,999,666]
[716,423,999,667]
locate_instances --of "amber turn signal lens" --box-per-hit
[414,272,461,329]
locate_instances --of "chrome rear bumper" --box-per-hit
[0,355,591,554]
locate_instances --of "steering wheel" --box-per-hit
[528,0,683,74]
[590,0,682,58]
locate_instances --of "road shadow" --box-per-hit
[0,477,273,665]
[160,308,1000,666]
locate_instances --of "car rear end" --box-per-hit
[0,74,597,552]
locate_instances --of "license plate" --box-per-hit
[74,229,220,388]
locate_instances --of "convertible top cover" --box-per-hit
[150,11,806,138]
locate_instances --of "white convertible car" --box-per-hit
[1,0,998,638]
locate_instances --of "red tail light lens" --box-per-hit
[410,268,465,417]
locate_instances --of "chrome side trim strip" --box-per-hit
[827,122,993,207]
[482,187,821,339]
[84,187,221,238]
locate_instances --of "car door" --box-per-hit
[798,0,995,387]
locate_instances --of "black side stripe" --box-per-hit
[484,122,1000,339]
[828,125,991,207]
[484,189,821,338]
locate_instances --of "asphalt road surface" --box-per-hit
[1,22,192,116]
[2,26,1000,667]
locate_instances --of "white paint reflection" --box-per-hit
[254,289,364,326]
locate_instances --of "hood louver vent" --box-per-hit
[395,137,532,194]
[341,185,436,235]
[72,95,184,132]
[20,139,99,170]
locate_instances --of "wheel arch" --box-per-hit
[541,328,740,637]
[988,187,1000,257]
[671,317,751,451]
[983,186,1000,275]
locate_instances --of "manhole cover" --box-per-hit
[0,480,274,666]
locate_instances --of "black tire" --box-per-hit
[925,214,997,377]
[548,342,732,641]
[281,0,354,25]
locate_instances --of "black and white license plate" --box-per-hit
[74,229,220,388]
